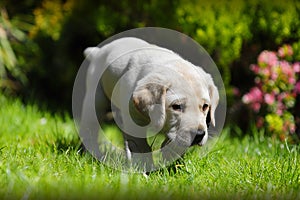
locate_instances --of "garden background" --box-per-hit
[1,0,300,199]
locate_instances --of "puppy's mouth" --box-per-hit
[191,130,207,146]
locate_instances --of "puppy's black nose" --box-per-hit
[191,129,205,145]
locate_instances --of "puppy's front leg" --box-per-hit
[124,140,132,161]
[122,133,154,170]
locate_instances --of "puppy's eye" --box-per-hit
[202,104,209,112]
[171,104,183,111]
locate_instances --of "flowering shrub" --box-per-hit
[242,44,300,141]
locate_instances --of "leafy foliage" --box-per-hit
[177,0,300,95]
[30,0,74,40]
[0,8,35,92]
[177,0,252,86]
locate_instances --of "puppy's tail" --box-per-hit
[84,47,101,60]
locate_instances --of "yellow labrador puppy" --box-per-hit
[82,37,219,163]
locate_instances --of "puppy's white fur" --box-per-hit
[82,37,219,162]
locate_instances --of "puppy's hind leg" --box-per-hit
[95,83,111,123]
[79,83,110,155]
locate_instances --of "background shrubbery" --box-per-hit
[242,45,300,142]
[1,0,300,139]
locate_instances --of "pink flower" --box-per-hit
[242,94,251,104]
[287,46,293,56]
[261,68,271,77]
[250,64,259,74]
[277,92,286,101]
[277,93,288,112]
[276,102,285,116]
[289,123,296,134]
[280,61,293,76]
[232,87,240,96]
[294,82,300,94]
[258,51,278,67]
[264,93,275,105]
[278,44,293,58]
[242,87,263,104]
[252,102,261,112]
[243,44,298,139]
[251,87,263,101]
[293,62,300,73]
[289,77,296,84]
[271,70,278,80]
[276,109,283,116]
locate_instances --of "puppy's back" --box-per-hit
[102,37,151,64]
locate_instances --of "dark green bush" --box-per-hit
[177,0,300,101]
[0,8,37,93]
[2,0,300,117]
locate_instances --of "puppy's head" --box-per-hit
[131,68,219,148]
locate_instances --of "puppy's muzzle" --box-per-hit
[191,129,206,146]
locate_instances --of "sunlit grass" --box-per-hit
[0,94,299,199]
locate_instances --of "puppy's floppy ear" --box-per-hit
[207,75,219,127]
[132,82,168,130]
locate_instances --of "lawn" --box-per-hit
[0,94,299,200]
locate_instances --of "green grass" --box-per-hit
[1,94,300,200]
